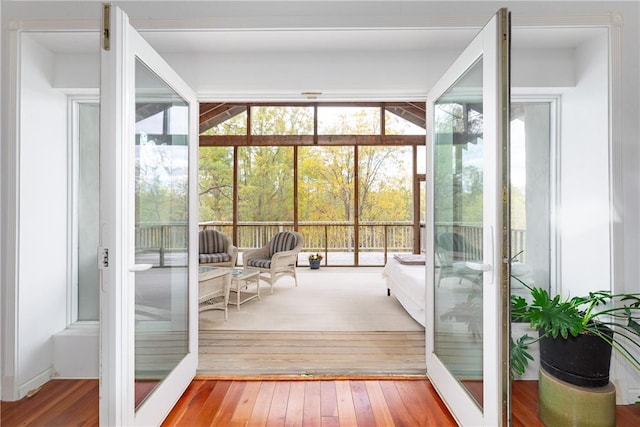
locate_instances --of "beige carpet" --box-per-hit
[199,267,424,332]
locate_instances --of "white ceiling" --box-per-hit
[29,26,602,54]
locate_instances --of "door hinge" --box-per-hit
[98,247,109,269]
[102,3,111,51]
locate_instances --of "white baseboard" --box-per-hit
[18,367,55,400]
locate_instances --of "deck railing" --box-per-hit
[135,221,525,267]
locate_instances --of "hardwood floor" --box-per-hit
[162,379,455,426]
[3,378,640,426]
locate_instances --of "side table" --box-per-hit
[229,268,261,309]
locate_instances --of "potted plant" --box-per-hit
[308,253,323,269]
[510,276,640,388]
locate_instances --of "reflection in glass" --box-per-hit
[433,58,484,407]
[134,59,189,408]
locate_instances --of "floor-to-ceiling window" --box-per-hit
[198,102,426,266]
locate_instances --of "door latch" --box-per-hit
[98,247,109,269]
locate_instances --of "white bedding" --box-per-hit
[382,256,426,327]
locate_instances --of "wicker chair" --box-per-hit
[435,231,482,287]
[243,231,304,294]
[198,229,238,267]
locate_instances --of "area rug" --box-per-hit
[199,267,424,332]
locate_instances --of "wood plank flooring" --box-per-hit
[4,378,640,426]
[199,331,426,375]
[162,379,457,426]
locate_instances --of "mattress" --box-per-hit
[382,256,426,327]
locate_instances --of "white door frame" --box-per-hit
[99,5,199,426]
[425,9,510,426]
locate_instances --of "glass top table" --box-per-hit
[229,268,261,309]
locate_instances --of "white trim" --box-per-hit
[0,0,3,402]
[100,7,130,424]
[1,28,21,402]
[607,14,631,404]
[68,98,80,324]
[549,98,562,296]
[18,368,55,399]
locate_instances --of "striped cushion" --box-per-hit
[268,232,298,257]
[246,257,272,269]
[199,230,226,254]
[199,253,231,264]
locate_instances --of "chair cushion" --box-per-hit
[268,232,298,257]
[199,253,231,264]
[246,257,272,269]
[200,230,226,254]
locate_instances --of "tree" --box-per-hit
[238,146,294,222]
[199,146,233,222]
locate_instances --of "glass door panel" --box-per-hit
[433,58,485,404]
[426,8,510,426]
[134,59,190,407]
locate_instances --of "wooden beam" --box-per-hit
[199,135,425,147]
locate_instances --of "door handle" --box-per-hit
[129,263,153,272]
[465,261,492,272]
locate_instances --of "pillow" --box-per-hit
[393,253,426,265]
[268,232,298,256]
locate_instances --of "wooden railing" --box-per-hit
[136,221,525,267]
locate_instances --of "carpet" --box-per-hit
[199,267,424,332]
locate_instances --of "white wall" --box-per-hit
[51,47,575,99]
[15,34,69,397]
[559,30,610,297]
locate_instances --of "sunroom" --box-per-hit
[2,1,638,425]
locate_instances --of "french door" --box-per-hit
[426,8,510,426]
[99,5,199,426]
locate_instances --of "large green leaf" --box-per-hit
[510,335,535,378]
[526,287,583,339]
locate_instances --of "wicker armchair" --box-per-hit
[243,231,304,294]
[198,229,238,267]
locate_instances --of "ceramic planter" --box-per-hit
[539,324,614,387]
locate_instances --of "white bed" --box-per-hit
[382,254,426,327]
